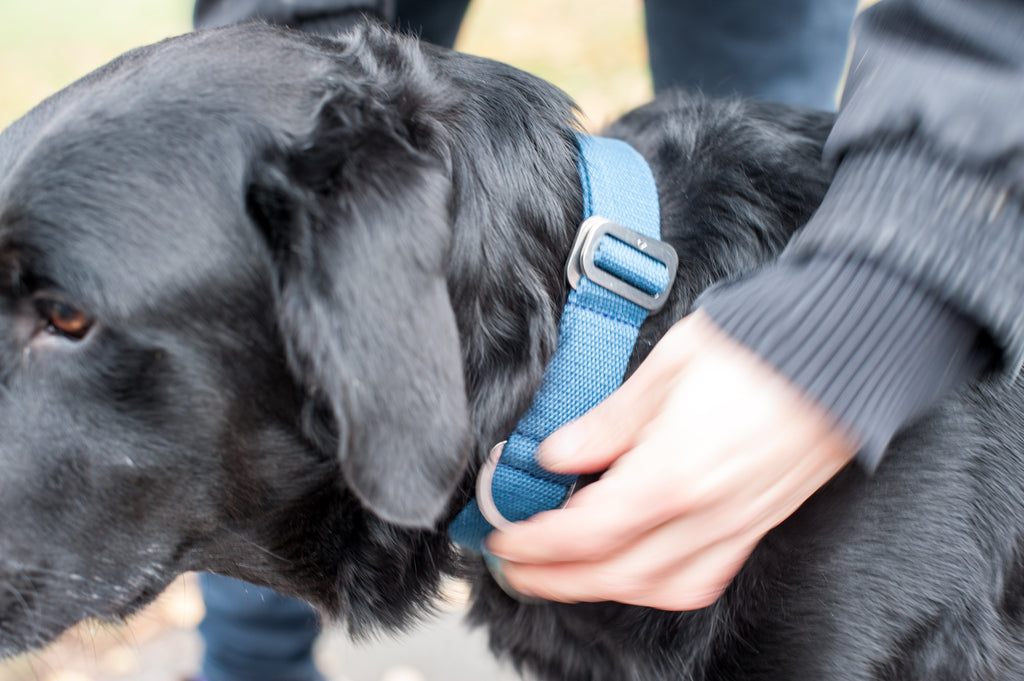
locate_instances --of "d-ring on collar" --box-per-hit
[448,134,677,550]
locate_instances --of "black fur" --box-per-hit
[1,22,1024,680]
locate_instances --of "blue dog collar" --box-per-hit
[448,134,677,550]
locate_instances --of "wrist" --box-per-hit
[696,257,992,469]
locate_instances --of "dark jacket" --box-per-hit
[700,0,1024,467]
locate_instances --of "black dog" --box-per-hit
[2,22,1024,680]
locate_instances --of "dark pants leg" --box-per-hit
[198,574,323,681]
[195,0,469,48]
[645,0,858,109]
[394,0,470,47]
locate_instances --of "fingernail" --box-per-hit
[538,423,584,469]
[481,549,541,603]
[484,544,514,561]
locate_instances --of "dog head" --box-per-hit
[0,22,558,651]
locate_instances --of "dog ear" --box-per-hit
[247,95,470,528]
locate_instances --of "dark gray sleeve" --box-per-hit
[828,0,1024,182]
[697,0,1023,467]
[193,0,394,34]
[697,257,994,469]
[809,0,1024,369]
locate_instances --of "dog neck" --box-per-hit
[448,133,675,550]
[415,56,589,482]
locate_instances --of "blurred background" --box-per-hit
[0,0,651,131]
[0,2,650,681]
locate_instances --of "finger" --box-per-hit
[498,524,757,610]
[486,461,683,564]
[619,439,852,612]
[498,427,853,597]
[537,373,670,476]
[636,532,758,610]
[537,315,702,474]
[494,420,854,606]
[489,371,757,567]
[499,364,854,566]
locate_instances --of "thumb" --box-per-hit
[537,312,707,474]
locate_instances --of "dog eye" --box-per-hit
[36,299,93,340]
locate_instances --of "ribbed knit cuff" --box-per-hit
[696,257,992,470]
[793,140,1024,373]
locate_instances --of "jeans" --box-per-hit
[198,574,323,681]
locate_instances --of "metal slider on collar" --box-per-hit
[475,441,577,532]
[565,216,678,312]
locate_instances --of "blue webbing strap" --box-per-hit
[448,135,668,550]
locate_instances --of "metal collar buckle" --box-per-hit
[565,216,678,312]
[475,441,577,531]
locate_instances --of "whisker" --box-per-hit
[225,530,293,563]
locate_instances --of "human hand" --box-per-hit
[485,310,857,610]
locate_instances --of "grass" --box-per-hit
[0,0,651,131]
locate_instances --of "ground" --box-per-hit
[0,575,522,681]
